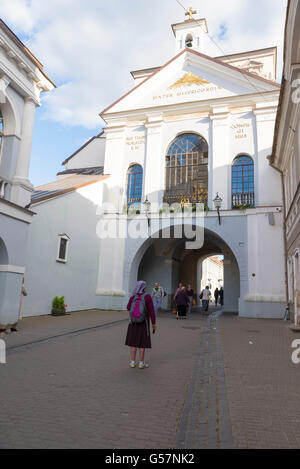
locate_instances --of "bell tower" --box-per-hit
[171,7,208,55]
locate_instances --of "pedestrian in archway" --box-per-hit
[173,282,183,315]
[125,281,156,369]
[214,287,219,307]
[152,282,164,316]
[200,286,211,313]
[219,287,224,306]
[175,286,189,319]
[174,282,183,301]
[187,284,194,314]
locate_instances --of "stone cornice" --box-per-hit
[101,90,279,127]
[0,32,54,103]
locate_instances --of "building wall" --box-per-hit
[103,108,280,214]
[0,21,53,327]
[65,136,106,170]
[271,0,300,325]
[0,210,30,326]
[23,181,104,317]
[200,257,223,293]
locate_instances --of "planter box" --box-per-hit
[51,308,66,316]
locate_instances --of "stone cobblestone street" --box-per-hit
[0,308,299,449]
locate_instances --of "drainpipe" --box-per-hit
[267,157,289,320]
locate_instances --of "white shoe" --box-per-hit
[138,362,149,369]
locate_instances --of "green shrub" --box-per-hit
[52,296,65,309]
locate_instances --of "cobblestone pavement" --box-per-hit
[0,308,299,449]
[219,315,300,449]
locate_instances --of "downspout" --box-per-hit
[267,158,290,320]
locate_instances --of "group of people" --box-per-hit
[200,285,224,312]
[214,286,224,306]
[174,283,224,316]
[125,280,225,369]
[173,283,194,319]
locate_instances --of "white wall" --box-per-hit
[23,181,104,317]
[65,136,106,170]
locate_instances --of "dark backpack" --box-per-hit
[129,294,147,324]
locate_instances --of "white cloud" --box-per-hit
[0,0,288,129]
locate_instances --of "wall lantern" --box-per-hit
[143,197,151,227]
[213,193,223,225]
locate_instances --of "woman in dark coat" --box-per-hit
[125,281,156,369]
[175,286,189,319]
[214,288,219,306]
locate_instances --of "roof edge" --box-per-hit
[61,131,104,166]
[31,175,109,205]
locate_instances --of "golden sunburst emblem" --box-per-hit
[168,72,210,90]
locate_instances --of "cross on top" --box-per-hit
[185,7,197,20]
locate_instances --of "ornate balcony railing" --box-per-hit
[232,192,255,208]
[163,183,208,208]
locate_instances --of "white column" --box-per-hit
[15,97,36,180]
[10,97,36,207]
[254,107,279,207]
[210,110,229,210]
[144,116,163,209]
[102,124,126,210]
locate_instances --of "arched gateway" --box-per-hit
[125,218,245,316]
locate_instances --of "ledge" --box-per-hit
[95,290,126,297]
[244,294,286,303]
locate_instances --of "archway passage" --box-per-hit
[136,227,240,314]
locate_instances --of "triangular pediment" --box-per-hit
[101,49,279,116]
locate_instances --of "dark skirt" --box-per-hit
[177,305,187,317]
[125,320,151,349]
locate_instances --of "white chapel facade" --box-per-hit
[23,12,286,319]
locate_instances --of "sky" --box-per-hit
[0,0,288,186]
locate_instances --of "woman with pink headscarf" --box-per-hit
[125,281,156,369]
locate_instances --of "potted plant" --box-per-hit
[51,296,67,316]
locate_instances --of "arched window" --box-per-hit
[126,164,143,208]
[232,155,255,208]
[164,133,208,205]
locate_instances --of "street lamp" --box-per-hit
[143,197,151,227]
[213,193,223,225]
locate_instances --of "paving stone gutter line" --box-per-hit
[176,310,234,449]
[5,318,128,355]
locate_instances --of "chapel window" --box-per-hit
[232,155,255,208]
[164,133,208,206]
[126,164,143,209]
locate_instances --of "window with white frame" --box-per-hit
[57,234,70,263]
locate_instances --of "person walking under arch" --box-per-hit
[125,281,156,369]
[214,287,219,307]
[152,282,164,316]
[187,284,194,314]
[219,287,224,306]
[200,286,211,313]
